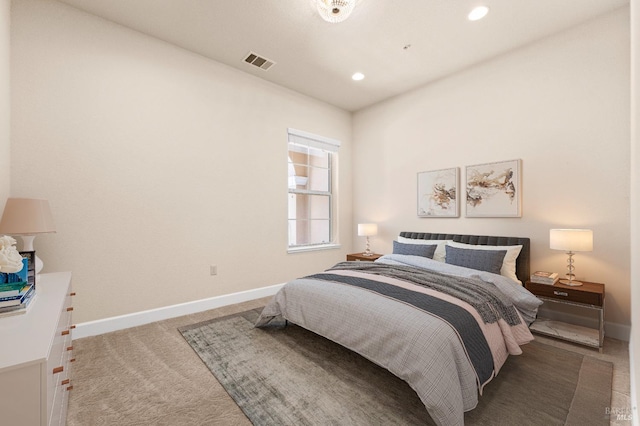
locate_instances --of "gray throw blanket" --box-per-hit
[329,261,522,326]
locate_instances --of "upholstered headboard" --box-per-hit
[399,232,531,284]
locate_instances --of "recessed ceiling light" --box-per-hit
[468,6,489,21]
[352,72,365,81]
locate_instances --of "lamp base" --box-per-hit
[362,236,373,256]
[559,279,583,286]
[18,235,44,274]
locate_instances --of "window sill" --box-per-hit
[287,243,342,254]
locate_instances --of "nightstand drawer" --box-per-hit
[525,281,604,307]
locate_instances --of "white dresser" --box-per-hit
[0,272,74,426]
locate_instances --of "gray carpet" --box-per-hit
[179,309,614,426]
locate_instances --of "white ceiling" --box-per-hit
[55,0,628,112]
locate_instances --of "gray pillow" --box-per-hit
[393,241,437,258]
[445,245,507,275]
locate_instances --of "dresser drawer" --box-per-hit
[49,384,61,426]
[525,281,604,306]
[46,282,74,426]
[46,323,67,423]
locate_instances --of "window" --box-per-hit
[287,128,340,251]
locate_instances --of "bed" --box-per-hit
[255,232,542,426]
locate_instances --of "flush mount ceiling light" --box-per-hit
[317,0,356,23]
[352,72,365,81]
[468,5,489,21]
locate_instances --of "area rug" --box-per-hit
[179,309,613,425]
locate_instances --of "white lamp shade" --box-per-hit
[0,198,56,235]
[550,229,593,252]
[357,223,378,237]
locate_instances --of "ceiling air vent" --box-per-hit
[243,52,275,71]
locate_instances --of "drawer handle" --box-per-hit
[70,358,76,363]
[61,330,70,336]
[61,379,70,385]
[53,366,64,374]
[67,346,73,351]
[70,325,76,329]
[553,291,569,297]
[66,386,74,391]
[67,307,74,312]
[70,292,76,296]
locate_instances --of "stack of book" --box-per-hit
[0,282,35,316]
[0,254,36,317]
[19,250,36,288]
[530,271,559,285]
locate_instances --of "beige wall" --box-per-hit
[0,0,9,208]
[631,0,639,419]
[10,0,353,324]
[353,9,631,332]
[8,0,634,348]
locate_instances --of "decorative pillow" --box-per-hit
[396,236,452,263]
[447,241,523,283]
[393,241,437,259]
[445,245,507,275]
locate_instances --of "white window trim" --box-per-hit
[287,128,340,252]
[287,128,341,152]
[287,243,342,254]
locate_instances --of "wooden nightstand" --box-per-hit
[346,252,382,262]
[525,280,605,351]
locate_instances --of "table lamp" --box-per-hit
[0,198,56,274]
[357,223,377,256]
[549,228,593,286]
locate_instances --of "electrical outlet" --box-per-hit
[210,265,217,276]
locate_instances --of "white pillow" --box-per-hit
[396,236,452,263]
[446,241,523,283]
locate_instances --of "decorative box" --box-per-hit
[0,257,28,284]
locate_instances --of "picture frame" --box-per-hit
[465,159,522,217]
[417,167,459,217]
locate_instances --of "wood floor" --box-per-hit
[67,297,631,425]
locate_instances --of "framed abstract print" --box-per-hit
[417,167,459,217]
[465,159,522,218]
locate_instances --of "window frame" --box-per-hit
[287,128,341,253]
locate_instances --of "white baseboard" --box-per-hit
[72,283,285,340]
[606,321,632,342]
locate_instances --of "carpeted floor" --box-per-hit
[66,298,631,425]
[179,309,613,426]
